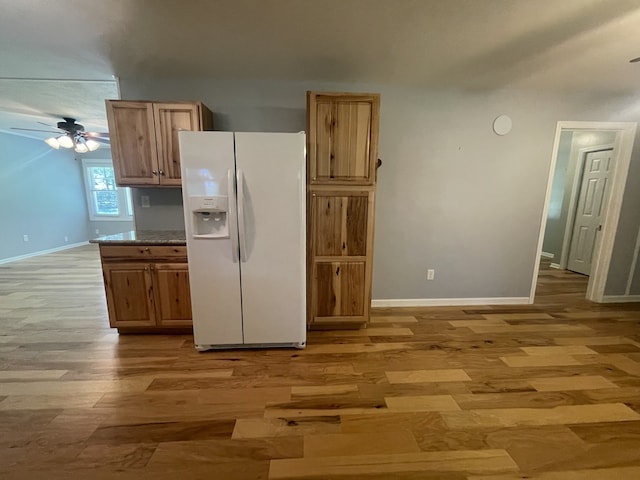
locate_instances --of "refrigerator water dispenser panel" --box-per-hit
[190,195,229,239]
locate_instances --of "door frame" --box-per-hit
[560,144,614,270]
[531,121,637,303]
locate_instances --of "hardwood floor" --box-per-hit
[1,245,639,479]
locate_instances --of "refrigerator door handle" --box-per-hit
[227,168,239,263]
[237,169,248,263]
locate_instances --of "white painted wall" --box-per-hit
[119,78,640,300]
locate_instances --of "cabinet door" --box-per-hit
[151,263,192,327]
[308,93,380,185]
[313,261,366,325]
[106,101,159,186]
[153,103,201,186]
[312,191,369,257]
[102,262,155,327]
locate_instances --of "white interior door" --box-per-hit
[179,131,243,347]
[234,132,306,345]
[567,149,613,275]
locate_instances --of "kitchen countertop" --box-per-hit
[89,230,186,245]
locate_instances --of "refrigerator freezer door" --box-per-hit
[234,132,306,346]
[179,131,243,347]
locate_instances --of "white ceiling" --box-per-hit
[1,0,640,136]
[0,79,118,139]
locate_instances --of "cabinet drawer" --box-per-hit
[100,245,187,261]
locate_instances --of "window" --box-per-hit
[82,159,133,221]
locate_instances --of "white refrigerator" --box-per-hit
[179,131,306,350]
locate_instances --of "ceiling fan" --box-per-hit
[11,117,110,153]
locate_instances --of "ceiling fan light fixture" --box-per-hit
[44,137,60,149]
[74,142,89,153]
[85,139,100,151]
[57,134,74,149]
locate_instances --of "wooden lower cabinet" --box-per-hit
[312,261,367,328]
[102,262,156,328]
[152,264,192,327]
[308,187,375,329]
[99,245,192,332]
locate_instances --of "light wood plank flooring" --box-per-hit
[1,245,639,479]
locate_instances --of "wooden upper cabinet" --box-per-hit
[153,103,200,186]
[106,101,158,186]
[308,92,380,185]
[106,100,213,187]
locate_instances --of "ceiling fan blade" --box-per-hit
[85,132,110,138]
[11,127,62,134]
[37,121,55,127]
[93,137,111,144]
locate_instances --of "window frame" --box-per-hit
[81,158,133,222]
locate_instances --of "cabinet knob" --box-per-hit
[159,169,165,176]
[144,248,150,252]
[152,170,158,176]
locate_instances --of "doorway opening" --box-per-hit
[531,121,637,303]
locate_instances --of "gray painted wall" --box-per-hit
[542,131,573,259]
[630,230,640,295]
[132,187,185,231]
[542,131,617,263]
[119,77,640,299]
[0,137,134,261]
[606,127,640,296]
[0,132,90,260]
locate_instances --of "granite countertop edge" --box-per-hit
[89,230,187,245]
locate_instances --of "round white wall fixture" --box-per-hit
[493,115,512,136]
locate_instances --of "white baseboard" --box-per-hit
[0,241,90,265]
[541,252,555,259]
[371,297,531,308]
[601,295,640,303]
[550,263,562,269]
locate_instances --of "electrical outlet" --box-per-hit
[23,234,29,242]
[64,236,69,243]
[95,229,100,235]
[141,195,150,208]
[427,268,435,280]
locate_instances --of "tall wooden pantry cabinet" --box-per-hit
[306,91,381,329]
